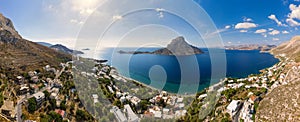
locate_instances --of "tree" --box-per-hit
[139,100,149,111]
[113,99,121,107]
[28,97,37,113]
[76,109,87,120]
[43,90,50,100]
[0,93,4,107]
[60,102,67,110]
[48,111,63,122]
[49,99,56,110]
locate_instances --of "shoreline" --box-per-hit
[89,49,280,97]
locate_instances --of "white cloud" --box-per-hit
[286,4,300,26]
[240,30,248,33]
[268,14,286,26]
[68,0,106,16]
[227,41,232,44]
[286,18,300,26]
[70,19,84,25]
[112,15,123,21]
[282,30,289,34]
[262,33,267,38]
[155,8,165,12]
[158,12,164,18]
[269,30,280,35]
[254,29,267,33]
[235,22,257,29]
[272,38,280,41]
[243,17,253,22]
[225,25,231,29]
[268,28,274,31]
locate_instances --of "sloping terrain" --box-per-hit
[0,13,71,74]
[256,36,300,121]
[271,36,300,62]
[256,68,300,121]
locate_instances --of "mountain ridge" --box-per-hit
[50,44,84,55]
[271,36,300,62]
[0,13,71,73]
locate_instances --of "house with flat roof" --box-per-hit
[226,100,242,118]
[1,100,16,118]
[33,92,45,105]
[110,106,127,122]
[124,104,139,122]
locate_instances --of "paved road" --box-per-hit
[16,99,23,122]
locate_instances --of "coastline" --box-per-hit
[85,48,280,97]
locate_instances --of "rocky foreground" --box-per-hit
[256,65,300,121]
[256,36,300,121]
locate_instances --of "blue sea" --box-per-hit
[81,48,279,94]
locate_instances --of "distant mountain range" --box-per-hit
[225,44,276,52]
[0,13,71,73]
[37,42,84,55]
[49,44,84,55]
[36,42,53,47]
[118,36,203,56]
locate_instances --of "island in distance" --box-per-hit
[118,36,204,56]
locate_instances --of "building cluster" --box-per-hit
[220,58,300,121]
[91,65,189,121]
[144,91,187,119]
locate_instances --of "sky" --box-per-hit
[0,0,299,48]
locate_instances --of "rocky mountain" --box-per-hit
[271,36,300,62]
[153,36,203,55]
[36,42,53,47]
[118,36,203,56]
[50,44,84,55]
[0,13,71,73]
[225,44,276,52]
[0,13,21,43]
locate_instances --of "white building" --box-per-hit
[124,104,139,122]
[226,100,242,117]
[33,92,45,105]
[110,106,127,122]
[92,94,99,103]
[177,98,183,103]
[175,110,187,118]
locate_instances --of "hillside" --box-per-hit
[50,44,83,55]
[271,36,300,62]
[256,36,300,121]
[0,13,71,74]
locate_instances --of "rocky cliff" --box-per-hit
[0,13,71,73]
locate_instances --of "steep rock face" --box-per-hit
[271,36,300,62]
[0,13,71,73]
[152,36,203,56]
[0,13,21,43]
